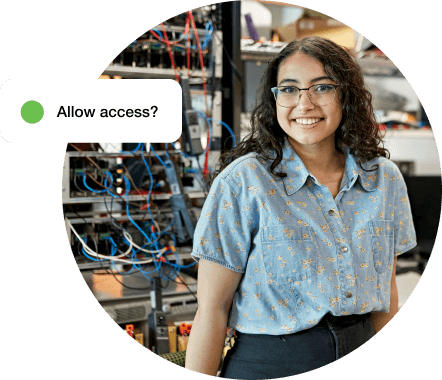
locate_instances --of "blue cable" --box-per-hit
[103,143,142,154]
[103,236,136,275]
[80,238,104,262]
[186,21,213,50]
[152,28,163,38]
[193,113,236,152]
[103,171,121,199]
[81,170,119,198]
[162,219,175,234]
[81,173,106,194]
[208,118,236,147]
[150,144,170,167]
[170,142,192,158]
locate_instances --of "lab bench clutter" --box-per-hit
[125,311,192,352]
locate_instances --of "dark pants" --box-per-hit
[220,313,376,379]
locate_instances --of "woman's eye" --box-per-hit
[281,86,297,94]
[314,85,334,93]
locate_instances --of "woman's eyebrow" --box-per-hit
[278,76,335,86]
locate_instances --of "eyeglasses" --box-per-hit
[271,84,339,108]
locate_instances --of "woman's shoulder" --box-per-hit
[354,154,405,192]
[217,152,270,182]
[361,155,401,174]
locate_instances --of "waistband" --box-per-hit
[317,312,369,329]
[235,313,370,337]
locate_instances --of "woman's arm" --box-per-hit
[370,256,399,332]
[185,259,244,376]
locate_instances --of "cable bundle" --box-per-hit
[67,143,197,285]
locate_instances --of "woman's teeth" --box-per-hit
[294,118,322,125]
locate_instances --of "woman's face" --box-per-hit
[275,52,343,151]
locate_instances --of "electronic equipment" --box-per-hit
[164,159,197,244]
[403,175,442,257]
[148,277,170,355]
[181,76,204,156]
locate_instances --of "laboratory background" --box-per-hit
[62,0,441,368]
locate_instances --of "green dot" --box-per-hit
[21,101,44,124]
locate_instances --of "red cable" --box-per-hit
[188,11,209,113]
[188,11,211,177]
[186,14,191,77]
[149,22,190,45]
[160,23,180,82]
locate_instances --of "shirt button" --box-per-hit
[341,246,348,253]
[346,291,353,298]
[328,209,335,216]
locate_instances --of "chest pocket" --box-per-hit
[261,225,316,284]
[369,220,394,274]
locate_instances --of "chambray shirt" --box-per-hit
[191,141,416,335]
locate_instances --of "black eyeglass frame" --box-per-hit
[270,84,340,108]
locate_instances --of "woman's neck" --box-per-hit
[288,137,344,176]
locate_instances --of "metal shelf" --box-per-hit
[66,150,178,158]
[357,57,403,77]
[66,207,200,224]
[64,191,207,204]
[102,65,216,79]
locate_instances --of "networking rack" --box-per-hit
[62,6,239,353]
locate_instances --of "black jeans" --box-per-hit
[220,313,376,380]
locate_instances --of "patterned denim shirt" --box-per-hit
[191,142,416,335]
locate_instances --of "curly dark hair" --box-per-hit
[210,36,388,185]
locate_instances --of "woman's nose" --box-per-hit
[296,90,315,111]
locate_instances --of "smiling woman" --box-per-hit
[185,36,416,379]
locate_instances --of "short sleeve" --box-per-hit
[191,176,254,273]
[392,166,417,256]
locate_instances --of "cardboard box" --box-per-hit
[167,322,177,353]
[177,335,189,351]
[133,328,144,346]
[274,17,354,49]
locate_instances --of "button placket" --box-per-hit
[326,205,355,313]
[317,189,356,313]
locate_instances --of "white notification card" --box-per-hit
[0,79,182,144]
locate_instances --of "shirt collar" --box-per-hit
[280,142,311,196]
[345,146,381,192]
[281,142,379,196]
